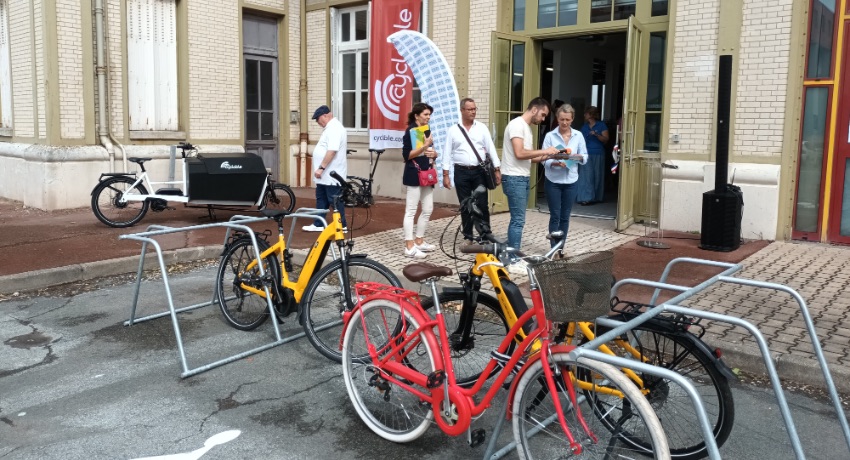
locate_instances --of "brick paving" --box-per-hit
[343,212,850,391]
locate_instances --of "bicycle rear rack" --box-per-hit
[119,208,331,378]
[483,256,850,460]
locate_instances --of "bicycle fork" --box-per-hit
[539,346,596,455]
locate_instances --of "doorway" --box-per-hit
[243,15,280,180]
[535,33,627,221]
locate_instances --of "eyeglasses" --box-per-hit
[463,108,478,112]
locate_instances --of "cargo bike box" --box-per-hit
[186,152,268,205]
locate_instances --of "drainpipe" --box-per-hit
[94,0,115,171]
[298,0,309,187]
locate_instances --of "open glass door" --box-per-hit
[616,16,646,230]
[491,32,537,213]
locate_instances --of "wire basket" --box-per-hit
[531,251,614,323]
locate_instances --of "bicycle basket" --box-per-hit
[530,251,614,323]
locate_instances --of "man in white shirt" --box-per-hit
[501,97,560,263]
[440,97,501,241]
[304,105,348,232]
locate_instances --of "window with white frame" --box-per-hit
[127,0,178,131]
[0,0,13,129]
[331,5,422,131]
[332,6,370,131]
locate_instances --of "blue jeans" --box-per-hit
[576,153,605,203]
[502,175,529,252]
[314,184,346,227]
[544,178,578,247]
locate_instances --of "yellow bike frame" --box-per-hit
[471,250,646,397]
[240,209,347,302]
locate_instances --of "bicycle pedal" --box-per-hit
[468,428,486,448]
[426,370,446,388]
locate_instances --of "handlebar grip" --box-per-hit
[459,244,495,255]
[329,171,352,191]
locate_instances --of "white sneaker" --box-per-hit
[302,224,324,232]
[507,259,529,276]
[404,246,428,259]
[414,241,436,252]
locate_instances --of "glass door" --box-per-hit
[828,19,850,243]
[491,32,538,212]
[615,15,646,230]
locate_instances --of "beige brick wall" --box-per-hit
[34,0,45,138]
[245,0,285,9]
[56,0,85,139]
[306,9,326,140]
[287,0,301,142]
[431,0,456,74]
[733,0,793,157]
[468,0,496,126]
[105,0,124,136]
[8,0,34,138]
[187,0,241,140]
[668,0,720,156]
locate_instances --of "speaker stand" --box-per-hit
[636,157,670,249]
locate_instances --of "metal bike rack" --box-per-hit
[119,208,330,378]
[484,256,850,459]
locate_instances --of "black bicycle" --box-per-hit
[342,148,384,230]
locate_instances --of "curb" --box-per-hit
[714,340,850,394]
[0,246,223,295]
[2,249,847,397]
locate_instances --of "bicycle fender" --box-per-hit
[672,330,738,381]
[505,344,576,419]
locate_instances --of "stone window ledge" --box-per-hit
[129,130,186,140]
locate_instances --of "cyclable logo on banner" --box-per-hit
[368,0,420,150]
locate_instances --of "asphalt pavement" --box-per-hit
[1,265,848,459]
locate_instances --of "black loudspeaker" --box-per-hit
[701,55,743,252]
[700,185,743,251]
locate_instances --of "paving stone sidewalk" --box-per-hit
[347,210,850,392]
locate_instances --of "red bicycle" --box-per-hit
[340,259,670,459]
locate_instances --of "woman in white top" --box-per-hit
[541,104,588,254]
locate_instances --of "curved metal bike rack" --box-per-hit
[483,256,850,459]
[119,209,330,378]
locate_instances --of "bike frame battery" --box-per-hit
[186,152,267,204]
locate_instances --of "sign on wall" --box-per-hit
[368,0,420,149]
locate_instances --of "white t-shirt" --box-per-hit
[312,117,347,185]
[501,116,533,177]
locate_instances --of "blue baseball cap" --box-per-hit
[312,105,331,120]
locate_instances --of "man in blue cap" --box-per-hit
[303,105,348,231]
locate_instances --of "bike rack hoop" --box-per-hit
[119,220,308,378]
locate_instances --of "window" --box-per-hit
[333,6,370,130]
[538,0,578,28]
[127,0,178,131]
[808,0,836,79]
[0,0,12,129]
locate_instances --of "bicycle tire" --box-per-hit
[91,177,150,228]
[216,237,281,331]
[420,290,511,387]
[261,183,296,213]
[341,298,437,443]
[513,354,670,459]
[579,326,734,459]
[300,257,401,363]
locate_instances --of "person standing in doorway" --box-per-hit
[303,105,348,232]
[401,102,439,259]
[577,106,609,205]
[441,97,501,242]
[502,97,561,268]
[542,104,587,255]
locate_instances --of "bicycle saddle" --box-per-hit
[260,209,290,220]
[402,263,452,283]
[128,157,152,164]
